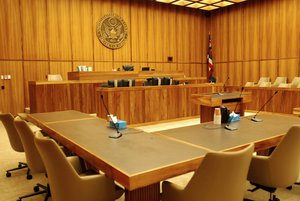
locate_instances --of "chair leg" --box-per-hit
[17,183,50,201]
[6,162,32,180]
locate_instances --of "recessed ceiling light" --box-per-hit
[172,0,193,6]
[200,5,219,10]
[214,1,234,7]
[187,3,206,8]
[156,0,176,3]
[200,0,221,4]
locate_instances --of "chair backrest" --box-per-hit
[291,77,300,87]
[257,77,270,85]
[182,144,254,201]
[34,132,117,201]
[272,77,287,86]
[0,113,24,152]
[258,81,271,87]
[47,74,63,81]
[278,83,291,88]
[267,125,300,187]
[245,82,254,87]
[14,118,45,173]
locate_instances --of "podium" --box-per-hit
[191,92,252,123]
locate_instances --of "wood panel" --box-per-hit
[259,60,278,82]
[131,0,148,62]
[49,62,73,80]
[259,0,279,60]
[278,59,299,82]
[177,8,190,63]
[228,4,243,62]
[166,5,177,63]
[94,62,114,71]
[278,0,299,59]
[214,63,228,83]
[0,0,22,60]
[0,62,24,114]
[93,0,113,61]
[70,0,93,61]
[112,0,131,62]
[21,0,48,60]
[47,0,72,60]
[228,62,243,86]
[243,0,260,61]
[23,61,49,106]
[242,61,260,84]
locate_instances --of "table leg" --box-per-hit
[125,183,160,201]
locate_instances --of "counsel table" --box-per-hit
[28,111,300,201]
[27,110,208,201]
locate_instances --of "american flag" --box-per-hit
[207,34,214,82]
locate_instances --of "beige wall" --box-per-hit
[0,0,299,114]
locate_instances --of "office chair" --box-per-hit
[256,77,270,86]
[259,82,272,87]
[161,144,254,201]
[245,82,255,87]
[247,125,300,201]
[0,113,31,179]
[14,118,50,201]
[34,132,124,201]
[290,77,300,88]
[272,77,287,87]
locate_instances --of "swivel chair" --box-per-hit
[161,144,254,201]
[34,132,124,201]
[47,74,63,81]
[14,118,50,201]
[0,113,31,179]
[272,77,287,87]
[247,125,300,201]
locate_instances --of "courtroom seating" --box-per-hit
[141,67,150,71]
[161,77,173,85]
[0,113,31,180]
[297,83,300,88]
[161,143,254,201]
[259,82,272,87]
[256,77,270,86]
[245,82,255,87]
[278,83,291,88]
[47,74,63,81]
[34,132,124,201]
[247,125,300,201]
[272,77,287,87]
[290,77,300,88]
[14,118,50,201]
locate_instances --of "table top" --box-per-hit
[156,113,300,152]
[28,110,208,190]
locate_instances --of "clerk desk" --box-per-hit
[28,111,300,201]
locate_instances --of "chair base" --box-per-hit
[6,162,32,180]
[248,182,279,201]
[17,183,51,201]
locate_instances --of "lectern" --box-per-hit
[192,92,252,123]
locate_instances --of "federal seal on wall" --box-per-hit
[96,13,128,49]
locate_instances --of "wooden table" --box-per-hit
[28,111,300,201]
[28,110,208,201]
[191,92,252,123]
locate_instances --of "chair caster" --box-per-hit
[33,185,40,192]
[6,172,11,177]
[27,174,32,180]
[269,195,280,201]
[286,186,292,190]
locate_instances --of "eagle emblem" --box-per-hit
[96,14,128,49]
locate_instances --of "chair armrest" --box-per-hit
[67,156,83,174]
[162,181,185,201]
[247,155,271,186]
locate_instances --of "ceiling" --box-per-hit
[155,0,247,11]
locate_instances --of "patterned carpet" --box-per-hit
[1,118,300,201]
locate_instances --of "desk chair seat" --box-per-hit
[162,144,254,201]
[34,132,124,201]
[14,118,50,201]
[247,125,300,201]
[0,113,32,180]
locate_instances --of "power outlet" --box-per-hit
[167,56,173,62]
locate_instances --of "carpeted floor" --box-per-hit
[1,118,300,201]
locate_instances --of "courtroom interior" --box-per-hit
[0,0,300,201]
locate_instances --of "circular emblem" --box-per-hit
[96,13,128,49]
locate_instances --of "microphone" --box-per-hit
[100,95,122,139]
[251,91,278,122]
[224,86,245,131]
[219,77,229,95]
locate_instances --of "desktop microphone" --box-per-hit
[100,95,122,139]
[224,86,245,131]
[251,91,278,122]
[219,77,229,95]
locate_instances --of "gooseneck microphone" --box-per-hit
[251,91,278,122]
[219,77,229,95]
[224,86,245,131]
[100,95,122,139]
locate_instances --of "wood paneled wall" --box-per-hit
[210,0,300,86]
[0,0,299,114]
[0,0,208,114]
